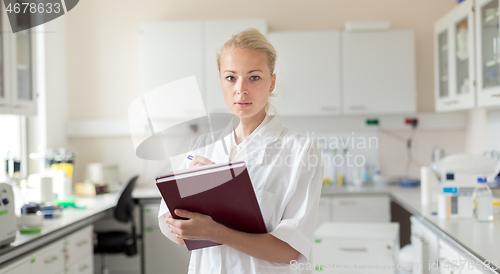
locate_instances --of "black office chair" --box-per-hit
[94,175,139,274]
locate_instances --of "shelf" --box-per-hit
[486,59,500,67]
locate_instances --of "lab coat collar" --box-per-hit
[213,115,284,165]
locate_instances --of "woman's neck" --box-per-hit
[234,110,267,145]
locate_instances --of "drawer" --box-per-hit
[0,256,32,274]
[31,239,65,274]
[66,225,93,267]
[143,203,161,227]
[332,195,390,222]
[312,238,396,274]
[68,255,93,274]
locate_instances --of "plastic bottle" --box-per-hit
[456,23,468,61]
[473,177,494,222]
[373,170,387,186]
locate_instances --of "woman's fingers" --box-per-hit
[188,155,215,168]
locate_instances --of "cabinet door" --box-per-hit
[31,239,65,274]
[141,21,204,93]
[204,19,267,113]
[476,0,500,107]
[342,30,416,115]
[66,225,93,267]
[411,216,440,274]
[438,239,461,274]
[331,195,390,222]
[0,257,32,274]
[270,31,340,116]
[435,0,476,112]
[9,11,37,115]
[143,203,190,274]
[316,197,331,229]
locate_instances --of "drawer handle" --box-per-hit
[339,201,357,206]
[492,93,500,97]
[13,105,29,109]
[443,100,458,105]
[349,105,367,111]
[78,264,89,272]
[76,239,88,247]
[44,255,58,264]
[340,247,367,252]
[320,106,337,111]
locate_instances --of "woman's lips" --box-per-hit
[235,102,252,108]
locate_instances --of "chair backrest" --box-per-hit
[114,175,139,223]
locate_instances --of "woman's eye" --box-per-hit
[226,76,235,81]
[250,76,260,81]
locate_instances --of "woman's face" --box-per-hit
[219,47,276,120]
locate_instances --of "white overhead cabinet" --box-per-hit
[342,30,416,115]
[434,0,476,112]
[141,21,204,93]
[205,20,267,113]
[476,0,500,108]
[270,30,341,116]
[141,19,267,113]
[0,6,37,115]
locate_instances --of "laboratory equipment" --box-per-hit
[0,183,16,246]
[473,177,494,222]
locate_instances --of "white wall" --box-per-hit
[62,0,467,184]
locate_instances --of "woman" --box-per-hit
[158,28,323,273]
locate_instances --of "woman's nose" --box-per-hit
[236,79,248,95]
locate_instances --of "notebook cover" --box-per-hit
[156,163,267,251]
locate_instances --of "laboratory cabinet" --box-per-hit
[342,30,416,115]
[434,0,476,112]
[142,202,190,274]
[0,4,37,116]
[269,30,341,116]
[475,0,500,108]
[311,222,400,274]
[411,216,440,274]
[331,195,391,222]
[0,226,93,274]
[141,19,267,114]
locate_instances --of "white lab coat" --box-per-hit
[158,114,324,274]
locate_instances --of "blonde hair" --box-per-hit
[216,28,277,114]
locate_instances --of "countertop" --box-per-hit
[2,185,499,273]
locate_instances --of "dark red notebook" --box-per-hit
[155,161,267,251]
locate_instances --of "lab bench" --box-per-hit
[1,186,499,274]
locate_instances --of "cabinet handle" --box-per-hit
[339,201,357,206]
[339,247,367,252]
[491,93,500,97]
[76,239,88,247]
[443,100,458,105]
[13,105,29,109]
[78,264,89,272]
[44,255,58,264]
[320,106,337,111]
[349,105,367,111]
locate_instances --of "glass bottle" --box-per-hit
[473,177,494,222]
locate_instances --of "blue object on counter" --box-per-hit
[399,178,420,187]
[457,0,465,3]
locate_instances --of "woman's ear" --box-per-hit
[269,73,276,93]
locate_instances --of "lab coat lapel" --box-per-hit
[232,115,284,166]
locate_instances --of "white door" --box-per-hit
[141,21,204,93]
[204,19,267,113]
[342,30,416,115]
[270,30,341,116]
[476,0,500,107]
[435,0,476,112]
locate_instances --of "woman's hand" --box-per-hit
[166,213,186,247]
[166,209,222,243]
[188,155,215,168]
